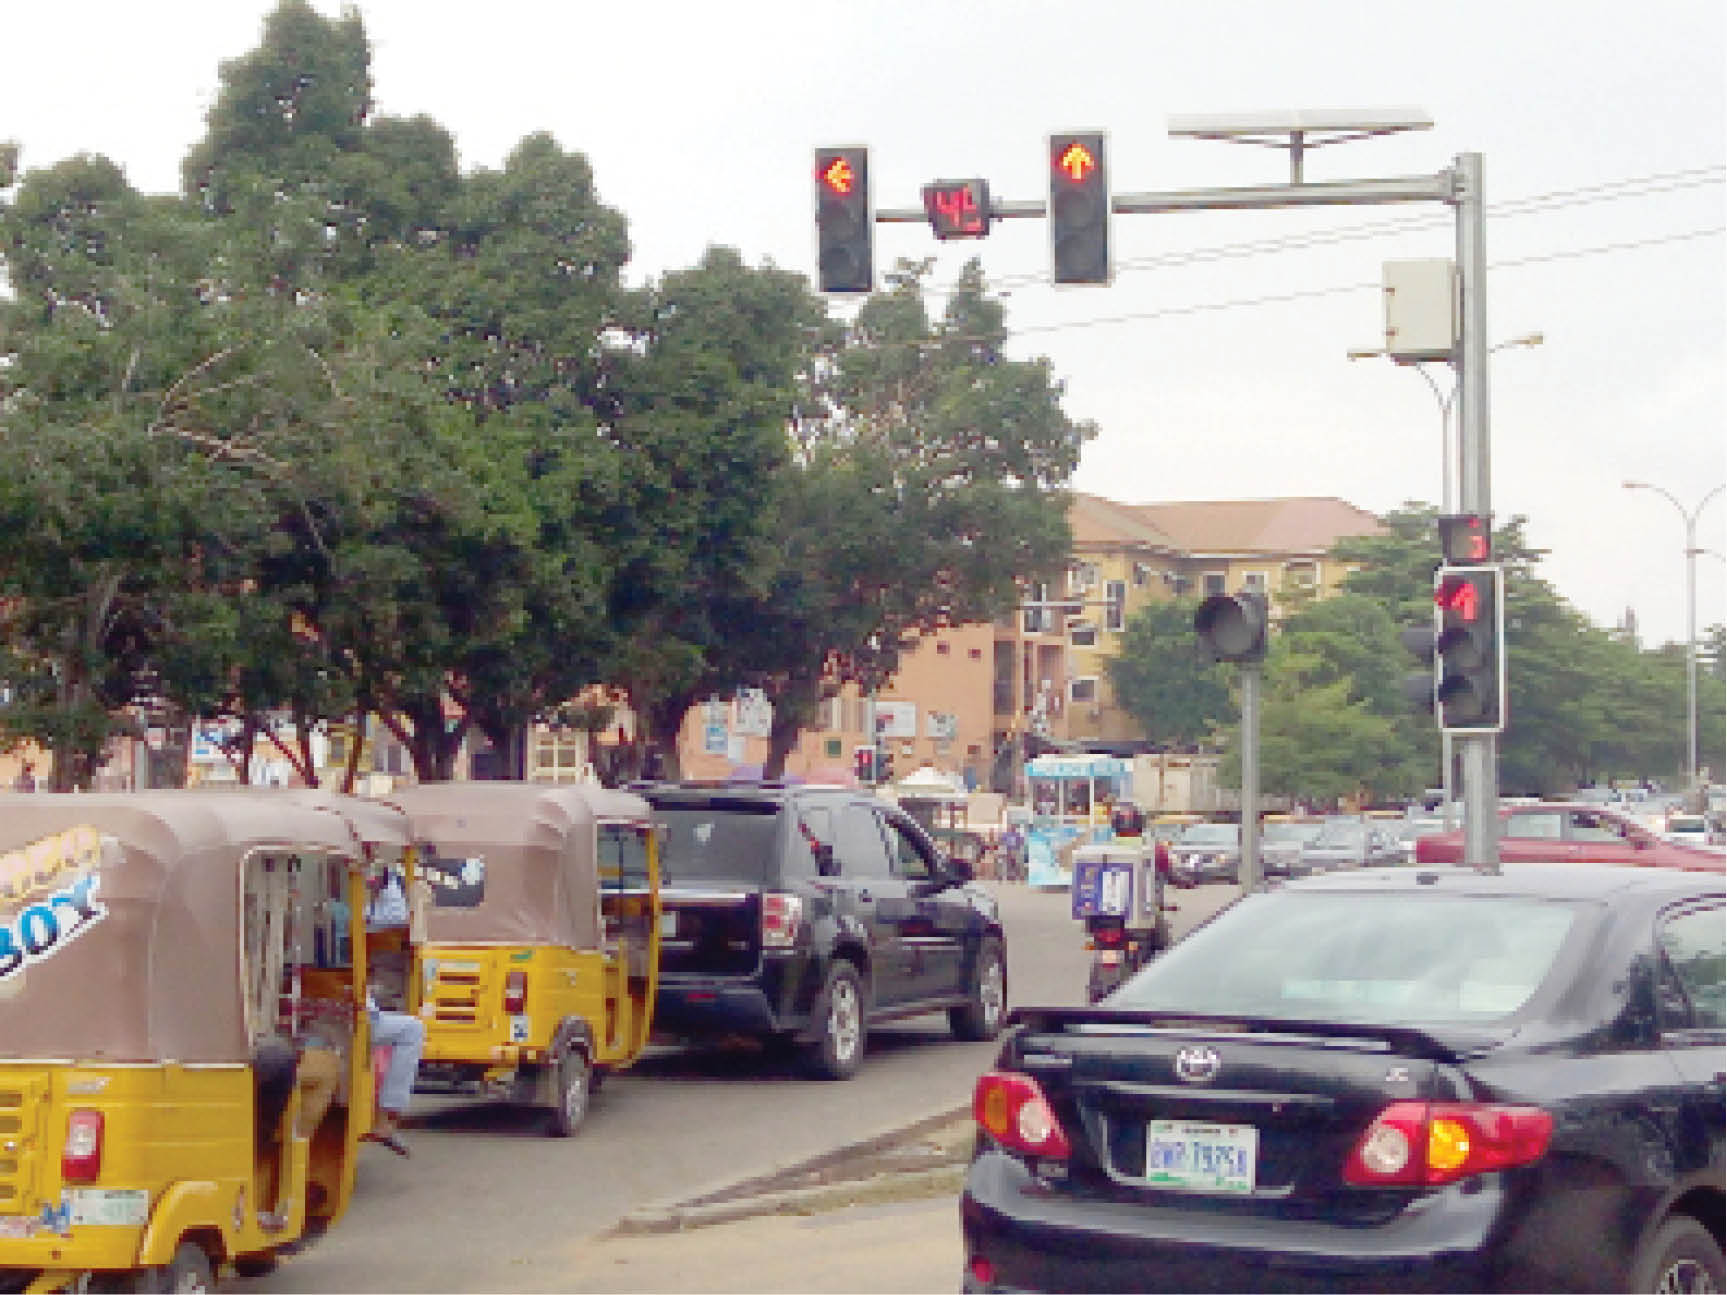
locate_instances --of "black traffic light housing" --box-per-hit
[1400,623,1439,713]
[1438,514,1491,564]
[1048,132,1109,285]
[854,744,876,785]
[1194,592,1269,664]
[815,147,872,294]
[1434,565,1505,732]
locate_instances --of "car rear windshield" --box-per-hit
[654,803,783,885]
[1179,824,1239,847]
[1112,890,1581,1024]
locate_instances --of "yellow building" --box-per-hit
[669,493,1385,790]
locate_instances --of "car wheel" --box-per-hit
[1632,1215,1723,1293]
[546,1048,591,1138]
[802,962,865,1080]
[950,938,1007,1041]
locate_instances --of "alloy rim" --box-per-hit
[979,957,1005,1029]
[830,979,861,1061]
[1657,1258,1718,1294]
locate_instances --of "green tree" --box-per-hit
[1105,597,1232,749]
[745,258,1089,776]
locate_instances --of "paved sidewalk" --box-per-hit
[526,1195,961,1293]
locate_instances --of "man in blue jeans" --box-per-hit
[364,870,425,1157]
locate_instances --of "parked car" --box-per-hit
[1387,815,1447,864]
[1661,813,1725,853]
[1167,821,1241,886]
[960,863,1726,1293]
[1257,818,1326,878]
[1297,814,1403,872]
[1415,802,1725,871]
[636,782,1007,1079]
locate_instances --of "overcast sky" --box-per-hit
[5,0,1723,650]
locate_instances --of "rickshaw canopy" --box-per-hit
[383,782,613,949]
[0,791,366,1064]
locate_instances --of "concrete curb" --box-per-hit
[613,1103,972,1236]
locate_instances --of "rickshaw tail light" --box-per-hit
[503,970,527,1014]
[63,1109,103,1182]
[762,893,803,949]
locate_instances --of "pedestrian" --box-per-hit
[999,823,1025,882]
[362,864,425,1157]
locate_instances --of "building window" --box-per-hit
[824,738,842,758]
[1203,571,1227,596]
[1105,580,1126,631]
[1071,620,1097,648]
[1024,580,1051,633]
[1285,560,1319,589]
[936,641,951,655]
[1242,571,1267,593]
[1070,677,1098,704]
[1132,562,1152,588]
[1069,562,1099,593]
[968,647,983,660]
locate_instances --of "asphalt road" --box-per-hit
[243,880,1239,1294]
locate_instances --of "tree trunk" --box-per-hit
[762,671,823,780]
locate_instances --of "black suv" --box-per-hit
[638,781,1008,1079]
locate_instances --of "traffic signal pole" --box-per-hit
[1454,154,1500,871]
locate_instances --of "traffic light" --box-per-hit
[1434,565,1505,732]
[1438,514,1491,563]
[1194,592,1269,664]
[854,745,875,785]
[1048,132,1109,285]
[815,147,872,294]
[1400,622,1439,714]
[876,747,895,784]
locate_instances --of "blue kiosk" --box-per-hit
[1023,753,1132,889]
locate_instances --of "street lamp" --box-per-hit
[1349,332,1543,827]
[1622,480,1725,792]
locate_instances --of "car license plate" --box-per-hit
[1144,1119,1257,1193]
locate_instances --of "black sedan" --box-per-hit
[961,864,1725,1292]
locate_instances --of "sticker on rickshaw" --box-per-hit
[509,1015,531,1043]
[65,1188,149,1228]
[0,827,109,983]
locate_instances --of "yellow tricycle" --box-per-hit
[0,789,407,1292]
[383,782,660,1136]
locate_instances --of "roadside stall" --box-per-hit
[1023,754,1132,889]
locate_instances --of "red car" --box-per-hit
[1414,802,1725,871]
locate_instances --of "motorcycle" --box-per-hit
[1071,837,1174,1003]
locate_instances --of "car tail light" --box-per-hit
[63,1109,104,1182]
[762,893,803,949]
[968,1255,997,1287]
[974,1071,1071,1160]
[503,970,527,1014]
[1344,1100,1552,1187]
[1091,925,1125,947]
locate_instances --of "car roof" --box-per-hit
[1281,862,1725,901]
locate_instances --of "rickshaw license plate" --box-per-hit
[659,911,678,938]
[65,1188,150,1226]
[1144,1120,1257,1193]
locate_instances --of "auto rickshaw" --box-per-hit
[382,782,660,1136]
[0,790,398,1292]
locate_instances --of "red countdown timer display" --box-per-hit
[921,179,992,240]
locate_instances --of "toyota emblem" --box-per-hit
[1173,1045,1222,1084]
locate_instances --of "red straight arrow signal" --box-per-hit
[1057,142,1096,182]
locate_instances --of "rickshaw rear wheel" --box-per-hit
[121,1242,213,1293]
[231,1254,279,1278]
[547,1047,591,1137]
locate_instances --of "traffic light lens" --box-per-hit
[821,157,855,195]
[1056,142,1096,182]
[1436,577,1480,621]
